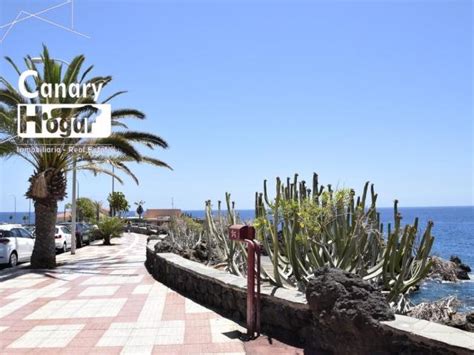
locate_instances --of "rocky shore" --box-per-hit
[406,255,473,332]
[408,296,474,332]
[428,255,471,281]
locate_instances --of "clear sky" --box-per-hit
[0,0,472,212]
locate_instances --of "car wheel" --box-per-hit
[63,242,67,253]
[9,252,18,267]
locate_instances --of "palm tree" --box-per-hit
[135,200,145,219]
[0,46,171,268]
[93,200,103,222]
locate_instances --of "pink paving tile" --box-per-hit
[60,347,123,355]
[67,324,107,349]
[27,349,69,355]
[0,329,28,342]
[184,319,212,344]
[112,295,147,321]
[161,292,186,321]
[152,344,182,355]
[185,318,211,328]
[243,336,303,355]
[113,284,139,297]
[201,342,246,353]
[185,312,220,320]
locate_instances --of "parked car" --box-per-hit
[0,224,35,267]
[59,222,91,247]
[55,225,72,253]
[24,225,36,237]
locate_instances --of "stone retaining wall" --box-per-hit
[146,240,311,346]
[145,239,474,354]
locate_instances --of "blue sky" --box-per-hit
[0,0,472,211]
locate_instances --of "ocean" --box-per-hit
[1,206,473,310]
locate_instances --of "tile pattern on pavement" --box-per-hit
[0,232,302,354]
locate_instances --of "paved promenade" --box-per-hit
[0,233,302,354]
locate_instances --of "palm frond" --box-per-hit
[102,91,127,104]
[92,135,141,161]
[141,156,172,170]
[63,55,85,86]
[112,121,128,129]
[79,65,94,83]
[111,109,145,120]
[0,88,25,107]
[75,164,124,184]
[115,155,172,170]
[0,140,16,157]
[112,161,139,185]
[114,131,168,149]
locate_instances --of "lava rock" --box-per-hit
[192,241,209,261]
[154,239,175,253]
[429,256,471,281]
[305,266,394,354]
[450,255,471,280]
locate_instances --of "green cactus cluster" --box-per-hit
[204,173,435,307]
[204,194,247,275]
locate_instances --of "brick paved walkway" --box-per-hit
[0,233,302,354]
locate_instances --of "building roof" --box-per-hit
[144,209,182,219]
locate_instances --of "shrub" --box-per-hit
[96,217,125,245]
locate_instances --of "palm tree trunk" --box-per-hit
[31,200,57,268]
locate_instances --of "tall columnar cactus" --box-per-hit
[204,173,435,308]
[204,193,247,275]
[254,173,434,303]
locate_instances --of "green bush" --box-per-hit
[96,217,125,245]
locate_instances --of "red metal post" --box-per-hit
[228,225,260,339]
[254,240,261,336]
[245,239,256,337]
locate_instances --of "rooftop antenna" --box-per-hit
[171,197,174,209]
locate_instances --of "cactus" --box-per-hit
[204,193,248,276]
[254,173,434,303]
[204,173,434,308]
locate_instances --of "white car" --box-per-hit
[55,225,72,253]
[0,224,35,267]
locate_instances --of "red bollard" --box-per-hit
[229,225,261,339]
[254,240,261,336]
[245,239,256,336]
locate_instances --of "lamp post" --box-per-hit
[71,158,77,254]
[30,57,77,254]
[110,165,115,217]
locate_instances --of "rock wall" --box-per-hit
[145,240,474,354]
[146,241,311,347]
[305,267,474,354]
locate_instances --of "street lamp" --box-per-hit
[110,164,115,217]
[29,57,77,254]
